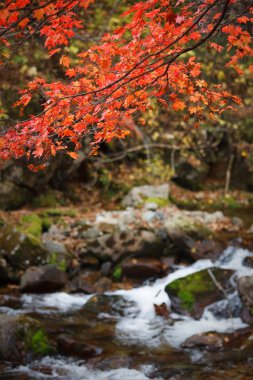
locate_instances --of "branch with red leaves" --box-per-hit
[0,0,252,170]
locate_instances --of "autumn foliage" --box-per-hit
[0,0,252,169]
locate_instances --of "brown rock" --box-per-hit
[181,332,223,350]
[121,258,165,279]
[20,265,68,293]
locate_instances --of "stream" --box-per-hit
[0,246,253,379]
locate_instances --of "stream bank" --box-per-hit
[0,184,252,379]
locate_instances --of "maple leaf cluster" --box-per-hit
[0,0,252,168]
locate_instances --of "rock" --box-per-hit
[0,220,48,281]
[67,271,112,293]
[57,333,101,359]
[121,258,165,279]
[43,239,71,271]
[173,237,221,262]
[181,332,223,350]
[20,265,68,293]
[0,314,53,362]
[101,261,112,276]
[80,294,138,319]
[165,267,234,319]
[122,184,169,207]
[207,293,242,319]
[243,256,253,268]
[238,275,253,324]
[80,229,163,263]
[43,240,67,255]
[80,227,102,240]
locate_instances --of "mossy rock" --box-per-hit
[18,213,43,239]
[0,220,48,273]
[165,267,234,319]
[0,314,54,362]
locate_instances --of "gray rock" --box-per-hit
[122,184,169,207]
[81,227,101,240]
[238,275,253,324]
[20,265,68,293]
[0,224,48,275]
[43,240,67,255]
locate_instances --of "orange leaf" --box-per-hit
[67,151,78,159]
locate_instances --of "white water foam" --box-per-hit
[113,247,252,348]
[8,247,253,350]
[21,292,92,313]
[14,356,155,380]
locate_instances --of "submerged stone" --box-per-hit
[165,267,234,319]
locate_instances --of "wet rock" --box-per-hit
[0,314,53,362]
[122,184,169,207]
[207,293,242,319]
[165,267,234,319]
[80,294,138,319]
[56,333,101,359]
[20,265,68,293]
[243,256,253,268]
[181,332,223,350]
[171,236,221,262]
[238,275,253,324]
[121,258,165,279]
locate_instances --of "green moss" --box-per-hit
[18,213,43,239]
[49,252,67,271]
[30,328,52,356]
[166,270,216,311]
[113,267,122,280]
[145,197,170,207]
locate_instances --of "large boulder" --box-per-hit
[20,265,68,293]
[80,229,164,263]
[0,214,49,282]
[122,184,169,208]
[0,314,53,362]
[165,267,234,319]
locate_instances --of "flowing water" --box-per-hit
[0,246,253,379]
